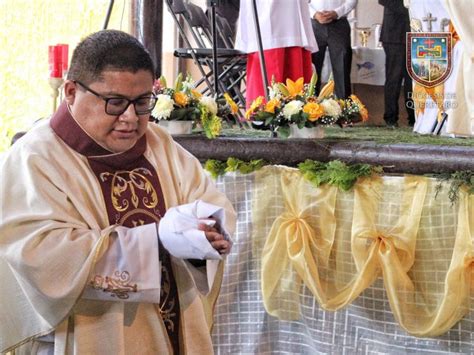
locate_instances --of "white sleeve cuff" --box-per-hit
[83,223,161,303]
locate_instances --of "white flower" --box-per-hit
[268,83,282,100]
[321,99,342,117]
[199,96,218,115]
[153,94,174,120]
[282,100,304,119]
[181,76,195,91]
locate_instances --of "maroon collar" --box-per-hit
[50,101,147,168]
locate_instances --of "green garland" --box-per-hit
[204,159,227,179]
[432,171,474,204]
[204,158,266,178]
[205,158,383,191]
[298,159,383,191]
[205,158,474,202]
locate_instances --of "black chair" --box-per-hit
[165,0,246,110]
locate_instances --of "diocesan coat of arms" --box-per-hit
[406,32,452,88]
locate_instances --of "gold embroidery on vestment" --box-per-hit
[90,271,138,299]
[159,264,176,331]
[119,209,161,225]
[100,168,158,212]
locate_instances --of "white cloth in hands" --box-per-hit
[158,200,232,260]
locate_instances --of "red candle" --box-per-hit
[58,44,69,73]
[48,45,62,78]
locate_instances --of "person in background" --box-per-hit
[206,0,240,38]
[0,29,236,354]
[309,0,356,99]
[379,0,415,127]
[235,0,318,107]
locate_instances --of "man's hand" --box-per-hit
[198,222,231,255]
[314,10,338,24]
[157,200,232,260]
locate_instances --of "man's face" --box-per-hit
[65,70,154,153]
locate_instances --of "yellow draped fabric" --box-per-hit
[256,166,473,337]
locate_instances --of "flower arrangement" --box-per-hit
[245,74,368,137]
[152,73,228,138]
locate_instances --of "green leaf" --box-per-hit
[308,72,317,97]
[432,170,474,204]
[265,115,274,126]
[277,83,289,97]
[225,157,240,172]
[159,75,167,88]
[298,159,383,191]
[204,159,227,179]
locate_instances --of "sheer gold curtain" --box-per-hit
[256,166,473,337]
[0,0,130,152]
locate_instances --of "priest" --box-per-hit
[0,30,236,354]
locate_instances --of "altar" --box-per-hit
[210,168,474,354]
[172,136,474,354]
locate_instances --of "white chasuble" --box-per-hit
[0,102,236,354]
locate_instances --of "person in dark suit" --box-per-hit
[309,0,357,99]
[379,0,415,127]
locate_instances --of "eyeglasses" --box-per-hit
[74,80,157,116]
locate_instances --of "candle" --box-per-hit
[58,44,69,73]
[48,45,62,78]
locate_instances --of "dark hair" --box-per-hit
[67,30,155,84]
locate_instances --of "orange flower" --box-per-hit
[264,98,280,113]
[350,95,369,122]
[174,91,189,107]
[191,89,202,99]
[285,77,304,97]
[224,92,239,114]
[303,102,324,121]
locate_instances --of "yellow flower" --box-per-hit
[264,98,280,113]
[250,96,264,111]
[191,89,202,99]
[349,94,361,105]
[174,91,189,107]
[350,95,369,122]
[285,77,304,97]
[224,92,239,114]
[245,96,264,120]
[318,80,334,99]
[303,102,324,121]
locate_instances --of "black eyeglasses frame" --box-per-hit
[74,80,157,116]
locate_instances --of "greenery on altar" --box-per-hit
[0,0,130,152]
[434,170,474,203]
[297,160,383,191]
[205,158,266,179]
[205,157,473,202]
[206,158,384,191]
